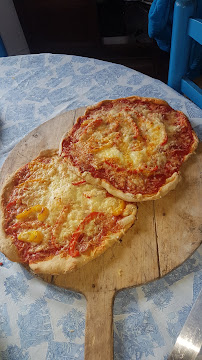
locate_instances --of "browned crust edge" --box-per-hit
[62,162,181,202]
[84,95,170,115]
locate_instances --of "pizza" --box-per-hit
[0,149,137,275]
[60,96,198,202]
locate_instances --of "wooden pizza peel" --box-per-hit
[0,107,201,360]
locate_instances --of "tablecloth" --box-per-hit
[0,53,201,360]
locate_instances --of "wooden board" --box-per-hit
[0,107,201,360]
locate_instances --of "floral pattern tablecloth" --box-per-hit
[0,54,201,360]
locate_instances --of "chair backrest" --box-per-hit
[168,0,202,109]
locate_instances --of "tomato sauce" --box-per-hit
[4,198,121,263]
[14,164,30,187]
[62,99,196,196]
[69,212,120,257]
[72,180,86,186]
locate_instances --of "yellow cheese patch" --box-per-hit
[112,199,125,216]
[96,146,124,163]
[16,205,49,221]
[18,230,43,244]
[130,148,147,168]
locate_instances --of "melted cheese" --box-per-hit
[18,230,43,244]
[13,153,136,252]
[96,146,124,163]
[83,107,168,175]
[130,148,147,168]
[16,205,49,221]
[145,114,167,148]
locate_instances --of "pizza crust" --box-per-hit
[182,130,199,159]
[84,96,169,114]
[0,171,23,263]
[0,225,20,262]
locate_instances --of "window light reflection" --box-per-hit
[177,336,201,354]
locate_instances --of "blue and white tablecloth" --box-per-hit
[0,53,201,360]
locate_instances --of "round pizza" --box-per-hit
[60,96,199,202]
[0,150,137,275]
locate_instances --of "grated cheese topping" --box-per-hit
[5,152,137,258]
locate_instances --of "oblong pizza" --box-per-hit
[0,150,137,275]
[60,96,198,202]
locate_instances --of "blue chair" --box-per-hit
[168,0,202,109]
[0,36,7,57]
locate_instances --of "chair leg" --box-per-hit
[0,36,7,57]
[168,0,196,92]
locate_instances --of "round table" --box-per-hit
[0,54,201,360]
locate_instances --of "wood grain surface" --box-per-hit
[0,107,201,360]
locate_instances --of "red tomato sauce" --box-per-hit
[4,201,121,263]
[62,99,196,196]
